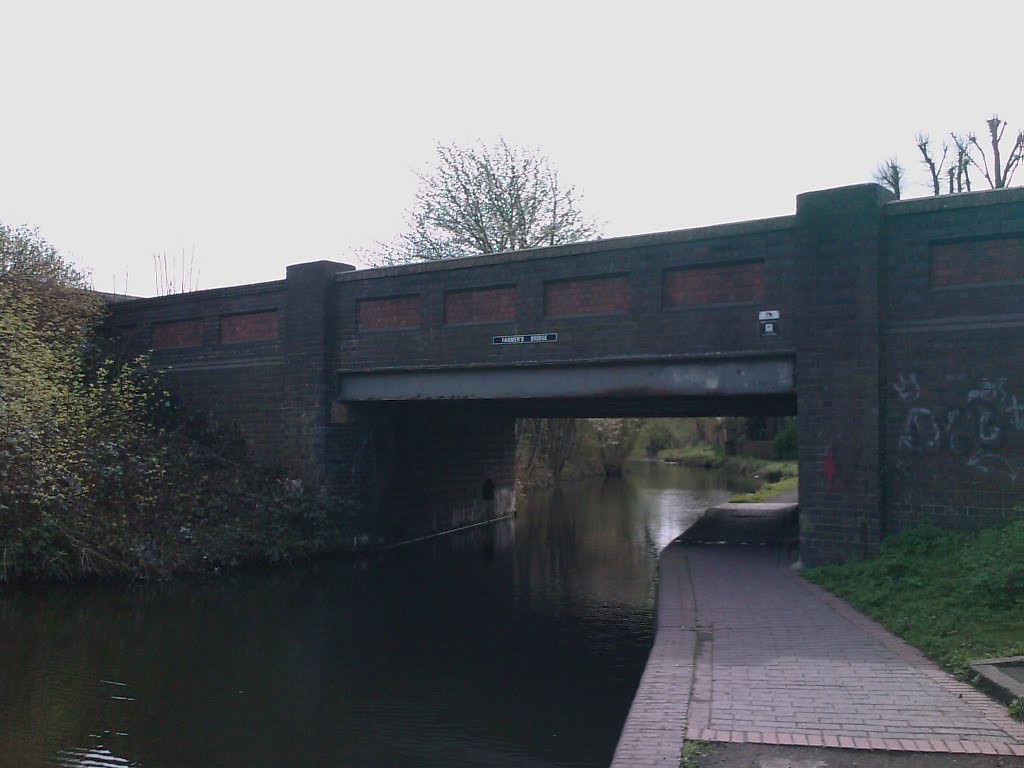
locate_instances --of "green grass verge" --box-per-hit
[658,444,726,467]
[728,474,799,502]
[805,519,1024,678]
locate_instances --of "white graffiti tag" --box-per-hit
[895,373,1024,483]
[893,373,921,402]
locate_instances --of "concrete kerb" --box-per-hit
[609,541,697,768]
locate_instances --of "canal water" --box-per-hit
[0,463,749,768]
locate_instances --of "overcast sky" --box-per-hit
[3,0,1020,295]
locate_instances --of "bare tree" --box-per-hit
[884,116,1023,198]
[361,139,601,267]
[873,157,906,199]
[916,133,947,197]
[961,116,1024,190]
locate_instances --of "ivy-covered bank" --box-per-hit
[0,224,351,583]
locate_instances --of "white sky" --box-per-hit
[2,0,1021,296]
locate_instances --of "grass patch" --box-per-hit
[729,474,799,502]
[805,519,1024,678]
[658,444,726,468]
[658,446,798,501]
[679,740,710,767]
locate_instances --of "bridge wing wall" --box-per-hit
[107,261,354,489]
[881,189,1024,535]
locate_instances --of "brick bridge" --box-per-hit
[108,184,1024,563]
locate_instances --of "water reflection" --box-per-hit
[0,463,741,768]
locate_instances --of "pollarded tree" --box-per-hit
[876,115,1024,199]
[362,139,601,267]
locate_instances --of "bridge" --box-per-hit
[107,184,1024,563]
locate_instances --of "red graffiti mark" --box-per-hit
[824,448,838,489]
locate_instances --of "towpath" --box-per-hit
[610,505,1024,767]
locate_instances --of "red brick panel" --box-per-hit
[931,237,1024,287]
[220,310,280,343]
[444,286,517,325]
[544,275,629,317]
[663,261,764,307]
[358,295,421,331]
[152,318,203,349]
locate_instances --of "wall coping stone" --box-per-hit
[338,215,797,283]
[106,279,285,308]
[886,186,1024,217]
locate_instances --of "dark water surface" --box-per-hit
[0,463,746,768]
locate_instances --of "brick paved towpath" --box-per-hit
[610,510,1024,767]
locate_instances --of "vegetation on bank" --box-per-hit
[655,443,799,502]
[805,519,1024,683]
[0,224,349,583]
[728,475,799,503]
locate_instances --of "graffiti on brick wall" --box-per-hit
[893,373,1024,482]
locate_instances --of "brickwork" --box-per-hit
[882,196,1024,535]
[107,184,1024,561]
[220,310,279,343]
[931,236,1024,287]
[336,222,796,374]
[357,295,421,331]
[794,185,891,563]
[662,260,764,307]
[152,318,203,349]
[444,286,516,325]
[544,274,630,317]
[107,282,288,471]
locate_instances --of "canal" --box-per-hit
[0,462,750,768]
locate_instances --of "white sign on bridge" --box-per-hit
[492,333,557,345]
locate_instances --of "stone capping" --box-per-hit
[337,215,797,283]
[970,656,1024,705]
[335,347,797,375]
[885,186,1024,217]
[106,279,286,308]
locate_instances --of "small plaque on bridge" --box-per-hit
[759,310,780,337]
[492,333,557,345]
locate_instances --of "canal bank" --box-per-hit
[0,463,741,768]
[611,505,1024,767]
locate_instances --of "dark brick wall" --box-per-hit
[325,403,516,545]
[881,192,1024,535]
[335,220,798,374]
[108,281,288,468]
[794,185,892,564]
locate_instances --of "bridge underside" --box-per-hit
[338,357,795,417]
[329,360,798,547]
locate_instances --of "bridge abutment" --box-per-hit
[327,403,517,545]
[795,184,893,563]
